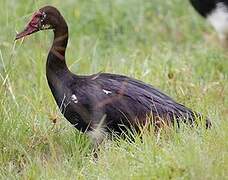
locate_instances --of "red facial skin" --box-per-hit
[15,11,42,40]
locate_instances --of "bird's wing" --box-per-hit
[93,73,196,121]
[67,73,207,129]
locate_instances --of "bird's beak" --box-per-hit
[15,11,42,40]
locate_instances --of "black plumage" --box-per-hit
[190,0,216,17]
[189,0,228,44]
[190,0,228,17]
[16,6,211,146]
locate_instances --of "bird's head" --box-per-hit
[15,6,62,40]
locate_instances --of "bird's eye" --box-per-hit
[40,12,46,23]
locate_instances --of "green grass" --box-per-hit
[0,0,227,179]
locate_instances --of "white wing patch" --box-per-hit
[207,2,228,40]
[102,89,112,95]
[71,94,78,103]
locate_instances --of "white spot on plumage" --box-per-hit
[71,94,78,103]
[207,2,228,41]
[102,89,112,95]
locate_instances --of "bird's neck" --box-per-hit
[46,17,72,81]
[47,22,69,72]
[46,18,73,102]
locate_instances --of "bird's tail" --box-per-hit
[173,103,212,129]
[184,111,212,129]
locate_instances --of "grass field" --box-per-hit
[0,0,227,179]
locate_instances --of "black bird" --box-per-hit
[190,0,228,43]
[16,6,211,147]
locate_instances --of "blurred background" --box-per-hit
[0,0,227,179]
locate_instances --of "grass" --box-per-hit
[0,0,227,179]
